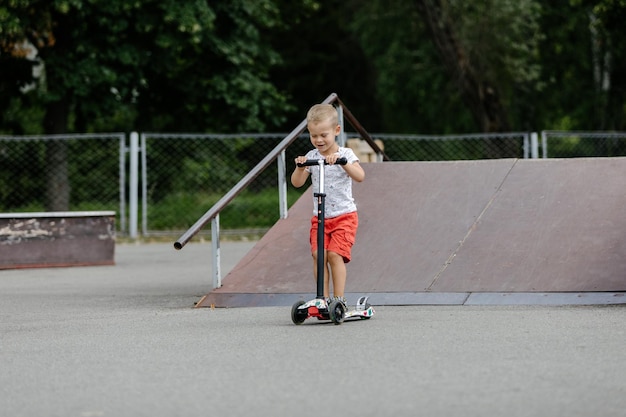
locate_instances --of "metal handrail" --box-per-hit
[174,93,387,251]
[171,113,304,250]
[334,96,390,161]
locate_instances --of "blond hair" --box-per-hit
[307,104,339,126]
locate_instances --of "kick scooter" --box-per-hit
[291,158,375,325]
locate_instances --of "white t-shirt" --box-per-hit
[304,146,359,218]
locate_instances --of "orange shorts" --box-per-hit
[309,211,358,263]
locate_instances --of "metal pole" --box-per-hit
[129,132,139,239]
[531,132,539,159]
[211,215,221,289]
[140,133,148,236]
[523,133,529,159]
[119,135,127,234]
[315,160,325,299]
[278,150,288,219]
[337,105,346,147]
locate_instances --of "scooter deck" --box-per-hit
[344,306,375,320]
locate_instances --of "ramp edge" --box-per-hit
[195,291,626,308]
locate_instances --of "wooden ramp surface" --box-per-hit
[198,158,626,307]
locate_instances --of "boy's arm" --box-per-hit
[291,158,310,188]
[342,161,365,183]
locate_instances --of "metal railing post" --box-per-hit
[140,133,148,236]
[211,214,221,288]
[278,150,288,219]
[337,104,346,147]
[119,135,127,234]
[523,133,529,159]
[129,132,139,239]
[531,132,539,159]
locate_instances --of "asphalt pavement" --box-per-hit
[1,241,625,417]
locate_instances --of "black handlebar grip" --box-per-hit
[297,157,348,167]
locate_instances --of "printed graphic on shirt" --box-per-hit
[305,147,359,218]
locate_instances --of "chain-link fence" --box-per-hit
[362,132,531,160]
[139,133,312,236]
[2,130,625,237]
[540,131,626,158]
[0,132,127,228]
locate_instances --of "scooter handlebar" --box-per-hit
[297,157,348,167]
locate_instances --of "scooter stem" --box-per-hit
[315,159,326,299]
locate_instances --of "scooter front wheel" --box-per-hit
[328,300,346,325]
[291,300,308,325]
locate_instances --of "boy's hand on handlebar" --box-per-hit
[325,153,341,165]
[294,156,307,167]
[295,156,347,167]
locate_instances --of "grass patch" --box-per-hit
[148,188,306,230]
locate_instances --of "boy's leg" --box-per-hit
[325,212,357,300]
[311,212,357,301]
[327,250,346,297]
[312,250,331,298]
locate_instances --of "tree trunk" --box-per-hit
[413,0,512,137]
[43,96,71,211]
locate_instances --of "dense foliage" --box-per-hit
[2,0,624,134]
[0,0,290,135]
[1,0,625,214]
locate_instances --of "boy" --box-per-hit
[291,104,365,306]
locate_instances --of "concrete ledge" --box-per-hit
[197,291,626,308]
[0,211,115,269]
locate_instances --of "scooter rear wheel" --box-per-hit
[291,300,308,325]
[328,300,346,325]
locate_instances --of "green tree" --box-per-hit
[537,1,598,131]
[267,0,382,131]
[534,0,626,131]
[347,0,471,134]
[343,0,544,137]
[587,0,626,130]
[411,0,543,134]
[0,0,290,210]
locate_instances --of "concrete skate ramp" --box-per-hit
[197,158,626,307]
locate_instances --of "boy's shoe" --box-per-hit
[328,296,348,309]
